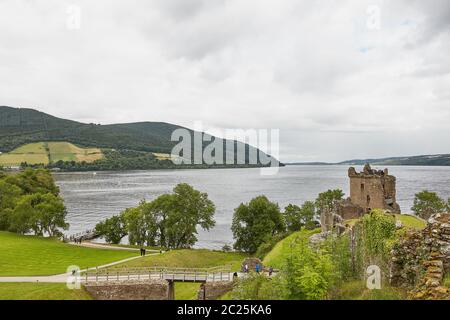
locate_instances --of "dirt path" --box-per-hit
[68,241,159,253]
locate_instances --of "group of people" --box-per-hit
[140,248,147,256]
[242,263,274,276]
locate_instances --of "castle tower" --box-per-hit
[348,164,400,214]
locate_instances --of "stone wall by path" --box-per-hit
[84,280,170,300]
[197,281,235,300]
[390,213,450,300]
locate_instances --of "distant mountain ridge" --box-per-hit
[287,154,450,166]
[0,106,276,166]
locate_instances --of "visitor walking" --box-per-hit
[255,263,260,273]
[269,266,273,277]
[244,264,249,273]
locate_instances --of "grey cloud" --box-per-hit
[0,0,450,162]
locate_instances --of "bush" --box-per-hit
[231,273,287,300]
[354,209,396,277]
[283,237,337,300]
[411,190,447,220]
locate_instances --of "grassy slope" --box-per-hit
[0,142,49,166]
[48,142,103,163]
[109,249,247,272]
[263,229,320,269]
[395,214,426,230]
[330,280,407,300]
[0,142,103,166]
[175,283,202,300]
[0,232,138,276]
[0,283,92,300]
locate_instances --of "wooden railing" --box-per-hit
[82,265,233,283]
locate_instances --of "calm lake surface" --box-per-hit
[54,165,450,249]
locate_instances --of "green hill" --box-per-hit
[0,106,277,167]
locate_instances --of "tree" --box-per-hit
[95,215,127,244]
[33,193,69,237]
[232,196,285,253]
[94,183,216,249]
[8,193,68,236]
[283,201,317,232]
[0,180,22,230]
[122,201,158,246]
[315,189,344,216]
[164,183,216,249]
[411,190,446,219]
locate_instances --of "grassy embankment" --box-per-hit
[0,283,92,300]
[0,232,247,300]
[263,229,320,269]
[0,142,103,166]
[257,213,427,300]
[0,231,138,276]
[108,249,247,271]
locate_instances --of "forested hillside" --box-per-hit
[0,106,278,169]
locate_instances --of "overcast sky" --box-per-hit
[1,0,449,162]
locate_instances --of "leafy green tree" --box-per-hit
[94,183,215,249]
[147,194,174,248]
[5,169,59,195]
[232,196,285,253]
[0,180,22,230]
[411,190,446,219]
[165,183,216,249]
[9,197,32,234]
[122,201,158,246]
[32,193,68,237]
[315,189,345,216]
[95,215,127,244]
[283,204,302,232]
[8,193,68,236]
[283,201,318,232]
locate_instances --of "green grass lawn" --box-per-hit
[0,232,138,276]
[109,249,247,271]
[395,214,426,230]
[0,283,92,300]
[175,282,202,300]
[263,229,320,269]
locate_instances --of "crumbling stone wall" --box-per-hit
[390,213,450,300]
[84,280,170,300]
[197,281,235,300]
[348,164,400,213]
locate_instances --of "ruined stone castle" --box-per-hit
[348,164,401,214]
[320,164,401,233]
